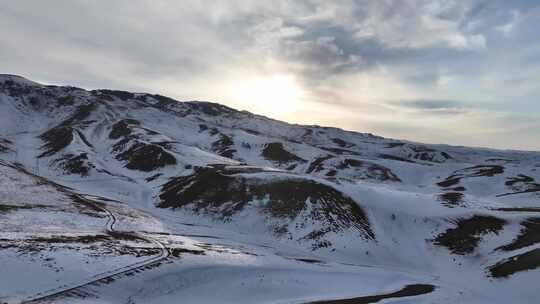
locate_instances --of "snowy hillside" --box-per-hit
[1,74,540,303]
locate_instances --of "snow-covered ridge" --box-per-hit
[0,74,44,87]
[1,74,540,303]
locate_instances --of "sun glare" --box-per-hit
[228,74,303,119]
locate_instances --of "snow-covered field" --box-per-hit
[1,74,539,303]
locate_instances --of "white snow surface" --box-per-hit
[0,75,540,303]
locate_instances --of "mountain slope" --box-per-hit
[1,74,540,303]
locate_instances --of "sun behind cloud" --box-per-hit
[227,74,303,119]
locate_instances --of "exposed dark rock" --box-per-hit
[153,141,177,150]
[39,126,74,157]
[0,233,160,258]
[306,155,334,174]
[285,163,297,171]
[52,153,92,176]
[158,166,374,241]
[336,159,364,169]
[243,129,260,135]
[433,215,507,255]
[0,138,12,153]
[150,94,180,107]
[332,138,354,148]
[498,174,540,197]
[145,173,163,182]
[337,159,401,182]
[485,158,519,164]
[378,154,416,163]
[109,119,140,139]
[57,95,75,106]
[116,142,176,172]
[75,129,93,149]
[30,234,111,244]
[158,167,253,216]
[95,89,135,101]
[1,79,32,96]
[306,284,435,304]
[302,128,313,138]
[326,170,337,177]
[212,134,236,158]
[496,218,540,251]
[457,165,505,177]
[37,102,98,157]
[408,145,452,162]
[169,247,205,257]
[386,144,452,163]
[61,103,96,126]
[437,178,461,188]
[438,192,465,208]
[437,165,505,187]
[489,248,540,278]
[506,174,535,186]
[385,142,405,148]
[0,203,59,214]
[186,101,237,116]
[319,147,361,156]
[493,207,540,213]
[262,142,305,164]
[198,124,208,132]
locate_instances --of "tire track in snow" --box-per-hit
[20,195,170,304]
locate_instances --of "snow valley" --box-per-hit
[1,74,540,303]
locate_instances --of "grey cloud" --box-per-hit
[397,99,466,110]
[0,0,538,150]
[392,99,470,116]
[234,0,508,92]
[0,1,506,86]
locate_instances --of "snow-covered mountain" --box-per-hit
[1,74,540,303]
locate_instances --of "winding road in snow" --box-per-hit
[21,195,170,304]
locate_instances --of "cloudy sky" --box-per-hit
[2,1,539,150]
